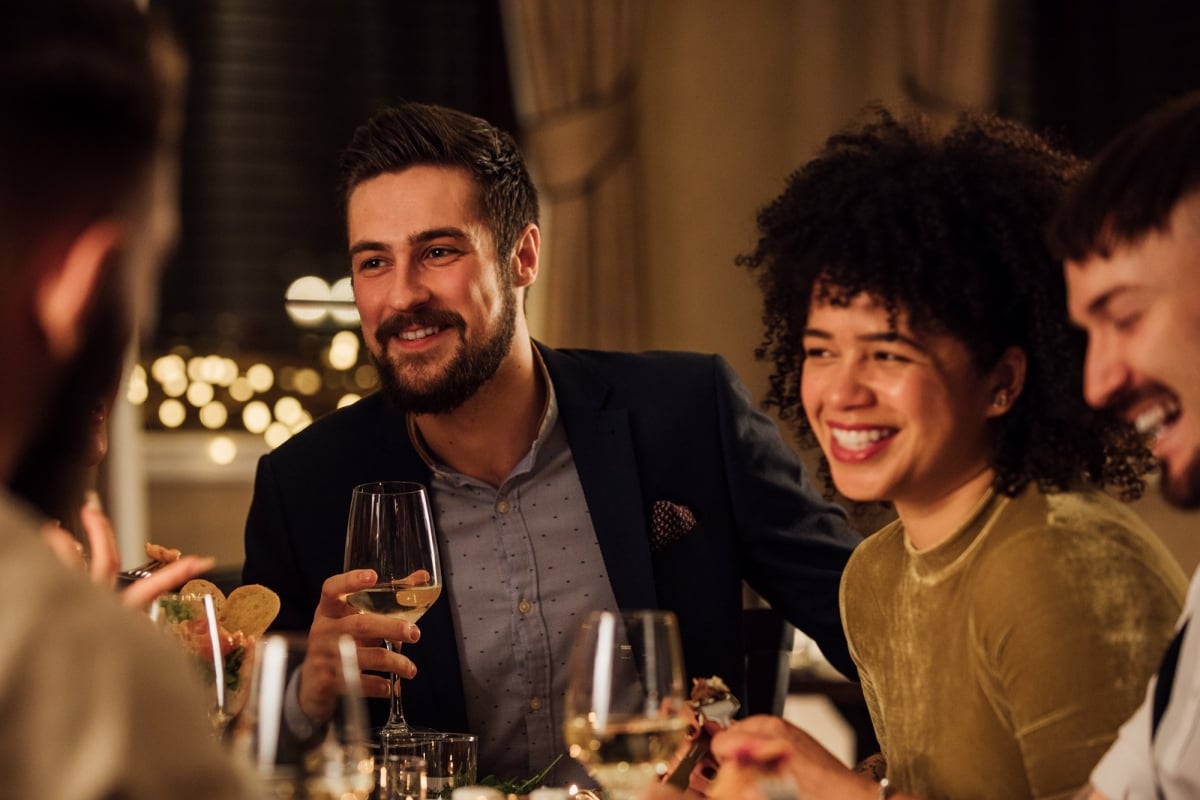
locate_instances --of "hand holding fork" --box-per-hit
[42,491,214,610]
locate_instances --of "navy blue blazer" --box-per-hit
[243,343,860,732]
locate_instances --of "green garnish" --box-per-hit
[160,598,192,623]
[479,754,563,795]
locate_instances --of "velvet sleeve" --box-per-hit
[970,520,1186,799]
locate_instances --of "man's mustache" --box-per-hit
[375,309,465,348]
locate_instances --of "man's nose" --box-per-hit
[1082,331,1129,410]
[386,265,431,310]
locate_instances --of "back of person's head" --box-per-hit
[740,105,1153,498]
[1049,91,1200,261]
[0,0,183,514]
[338,102,539,264]
[0,0,181,279]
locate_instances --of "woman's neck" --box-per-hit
[894,466,997,550]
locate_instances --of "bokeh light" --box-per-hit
[329,276,360,326]
[293,368,322,396]
[246,363,274,393]
[207,435,237,465]
[199,401,229,429]
[328,330,360,370]
[264,421,291,449]
[242,401,272,434]
[186,380,214,407]
[285,276,331,326]
[158,399,186,428]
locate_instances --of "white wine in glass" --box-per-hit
[343,481,443,740]
[564,609,689,800]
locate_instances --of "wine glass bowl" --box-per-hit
[343,481,443,739]
[230,632,375,799]
[150,591,247,734]
[564,609,688,800]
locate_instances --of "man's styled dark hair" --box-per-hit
[338,103,540,263]
[0,0,180,276]
[1048,90,1200,261]
[739,106,1154,499]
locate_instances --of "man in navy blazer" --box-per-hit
[242,102,859,782]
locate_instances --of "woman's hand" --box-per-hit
[709,715,880,800]
[43,492,215,610]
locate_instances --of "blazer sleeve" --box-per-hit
[711,355,861,678]
[242,453,314,633]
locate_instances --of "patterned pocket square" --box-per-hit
[651,500,697,552]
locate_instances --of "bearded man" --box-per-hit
[242,102,861,786]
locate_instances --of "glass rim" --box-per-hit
[351,480,428,496]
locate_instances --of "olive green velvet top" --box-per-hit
[841,485,1188,800]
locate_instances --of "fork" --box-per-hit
[117,559,167,584]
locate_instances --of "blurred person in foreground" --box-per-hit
[38,384,215,609]
[0,1,253,796]
[706,107,1187,800]
[241,101,861,784]
[1051,90,1200,800]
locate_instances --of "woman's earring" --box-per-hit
[992,390,1008,408]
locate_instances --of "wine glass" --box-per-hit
[564,609,689,800]
[230,632,375,799]
[343,481,443,742]
[150,591,245,735]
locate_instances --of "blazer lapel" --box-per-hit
[539,344,658,610]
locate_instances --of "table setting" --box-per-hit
[142,479,735,800]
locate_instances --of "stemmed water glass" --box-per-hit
[343,481,443,743]
[563,609,689,800]
[150,591,241,735]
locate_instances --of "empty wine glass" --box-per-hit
[564,610,688,800]
[230,632,375,799]
[343,481,443,742]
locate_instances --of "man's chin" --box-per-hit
[1159,457,1200,510]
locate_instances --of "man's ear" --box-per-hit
[35,219,123,360]
[511,223,540,289]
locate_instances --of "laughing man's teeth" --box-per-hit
[1135,406,1166,435]
[830,428,893,450]
[1134,400,1179,436]
[399,326,440,341]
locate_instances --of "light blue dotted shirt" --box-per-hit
[410,361,618,785]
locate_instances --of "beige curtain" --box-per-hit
[500,0,646,349]
[898,0,1002,122]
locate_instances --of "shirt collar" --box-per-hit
[406,344,559,477]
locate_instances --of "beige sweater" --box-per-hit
[0,489,255,799]
[842,485,1187,800]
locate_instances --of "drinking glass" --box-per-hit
[150,591,245,735]
[383,732,477,799]
[382,755,428,800]
[343,481,443,741]
[563,610,688,800]
[230,632,375,799]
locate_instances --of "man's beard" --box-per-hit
[10,272,130,524]
[372,288,517,415]
[1160,456,1200,509]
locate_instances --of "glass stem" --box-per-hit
[385,640,409,731]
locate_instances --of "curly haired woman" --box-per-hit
[709,108,1188,800]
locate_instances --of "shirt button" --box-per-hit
[530,696,543,711]
[496,498,511,514]
[518,598,532,615]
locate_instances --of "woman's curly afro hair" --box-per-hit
[738,106,1154,500]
